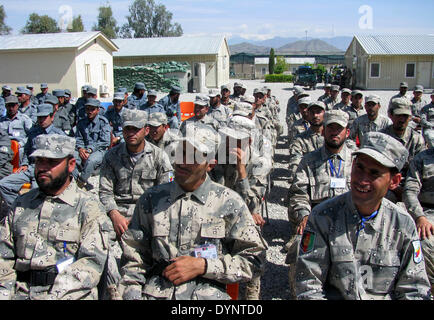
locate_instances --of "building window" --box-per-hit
[102,63,107,82]
[370,63,380,78]
[262,67,266,75]
[85,64,91,83]
[405,63,415,78]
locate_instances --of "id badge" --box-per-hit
[330,177,346,189]
[194,244,217,259]
[56,256,75,273]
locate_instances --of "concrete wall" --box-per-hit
[75,37,115,98]
[0,48,76,96]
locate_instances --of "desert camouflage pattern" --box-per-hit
[117,176,267,300]
[349,114,392,144]
[0,180,110,300]
[296,192,431,300]
[29,134,75,159]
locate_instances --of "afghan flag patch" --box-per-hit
[300,230,316,253]
[412,240,423,264]
[168,171,175,182]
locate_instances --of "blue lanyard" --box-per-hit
[303,121,309,131]
[356,210,379,236]
[328,158,342,178]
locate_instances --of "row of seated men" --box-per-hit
[284,82,434,299]
[0,80,282,300]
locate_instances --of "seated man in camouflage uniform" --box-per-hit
[324,85,340,110]
[179,94,220,134]
[342,90,366,128]
[99,109,173,299]
[0,134,110,300]
[403,129,434,296]
[207,89,232,127]
[332,88,352,111]
[295,132,431,300]
[286,110,356,298]
[318,84,331,102]
[220,84,235,109]
[117,124,267,300]
[420,91,434,143]
[146,112,179,163]
[380,98,426,202]
[287,96,311,145]
[350,94,392,145]
[409,85,429,131]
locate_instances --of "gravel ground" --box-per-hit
[89,80,424,300]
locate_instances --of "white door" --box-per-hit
[417,62,431,88]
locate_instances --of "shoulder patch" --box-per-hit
[300,230,316,254]
[412,240,423,264]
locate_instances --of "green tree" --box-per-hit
[21,13,60,34]
[120,0,183,38]
[0,5,12,35]
[92,5,119,39]
[269,48,275,75]
[274,56,288,74]
[68,15,84,32]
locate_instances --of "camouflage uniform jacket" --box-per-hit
[349,114,392,144]
[146,129,179,164]
[287,128,325,186]
[343,104,366,128]
[403,148,434,220]
[324,96,340,111]
[288,143,356,224]
[296,191,431,300]
[318,94,330,102]
[287,112,302,128]
[388,93,411,114]
[179,114,220,134]
[286,96,299,122]
[253,114,276,146]
[332,101,351,111]
[210,148,272,214]
[420,103,434,130]
[380,125,426,167]
[287,117,309,145]
[117,176,267,300]
[411,97,430,118]
[207,105,232,126]
[99,141,173,217]
[0,179,110,300]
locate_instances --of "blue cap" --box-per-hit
[45,95,59,105]
[134,82,146,90]
[36,104,54,117]
[40,83,48,89]
[85,98,101,107]
[15,87,31,95]
[52,89,65,97]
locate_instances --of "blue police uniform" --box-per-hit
[158,95,181,129]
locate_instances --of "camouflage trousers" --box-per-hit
[244,275,261,300]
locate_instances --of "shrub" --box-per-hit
[265,74,294,83]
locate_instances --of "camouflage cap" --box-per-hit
[113,92,124,101]
[26,84,34,89]
[85,98,101,108]
[324,109,349,128]
[134,82,146,90]
[52,89,65,97]
[87,87,97,95]
[221,84,230,91]
[223,115,256,140]
[194,94,210,106]
[331,85,340,91]
[64,89,71,96]
[40,83,48,89]
[390,97,412,116]
[178,122,221,155]
[341,88,352,94]
[81,85,89,91]
[147,89,158,96]
[293,86,304,95]
[414,85,424,93]
[5,95,18,104]
[254,87,267,95]
[147,111,168,126]
[208,89,221,98]
[424,129,434,149]
[241,95,255,104]
[353,132,408,171]
[298,97,312,106]
[308,101,326,110]
[351,90,363,97]
[365,94,381,104]
[400,82,408,88]
[122,109,148,128]
[30,134,76,159]
[36,103,54,117]
[298,92,310,99]
[234,82,243,88]
[241,83,247,89]
[233,102,254,117]
[2,85,12,91]
[45,95,59,105]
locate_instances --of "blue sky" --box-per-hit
[1,0,433,40]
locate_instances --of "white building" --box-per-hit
[112,35,230,91]
[0,31,118,98]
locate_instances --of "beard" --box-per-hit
[36,165,70,194]
[325,137,345,150]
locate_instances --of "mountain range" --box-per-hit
[228,36,352,55]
